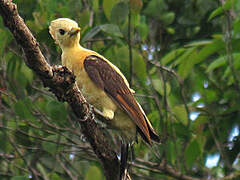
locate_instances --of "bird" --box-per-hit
[49,18,160,179]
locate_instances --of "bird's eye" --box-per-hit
[59,29,65,35]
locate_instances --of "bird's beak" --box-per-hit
[69,27,81,36]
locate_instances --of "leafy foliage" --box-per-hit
[1,0,240,179]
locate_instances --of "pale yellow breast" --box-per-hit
[61,46,117,111]
[61,46,137,142]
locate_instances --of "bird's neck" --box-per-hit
[60,41,82,51]
[61,43,88,71]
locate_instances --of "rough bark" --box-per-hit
[0,0,119,179]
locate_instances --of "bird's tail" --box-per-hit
[120,143,132,180]
[136,102,161,145]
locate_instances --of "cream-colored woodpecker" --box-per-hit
[49,18,160,178]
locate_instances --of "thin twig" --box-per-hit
[56,154,78,180]
[60,152,85,178]
[149,60,191,125]
[0,153,15,159]
[133,158,200,180]
[0,88,16,102]
[0,125,85,148]
[128,3,133,86]
[8,136,41,180]
[0,172,13,177]
[134,93,155,99]
[84,37,113,42]
[220,0,240,91]
[208,122,232,171]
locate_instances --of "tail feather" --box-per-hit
[120,143,129,180]
[136,102,161,144]
[148,122,161,143]
[136,117,161,145]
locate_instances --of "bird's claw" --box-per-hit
[78,103,95,122]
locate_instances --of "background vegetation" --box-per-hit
[0,0,240,179]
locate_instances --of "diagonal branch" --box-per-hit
[134,158,199,180]
[0,1,119,179]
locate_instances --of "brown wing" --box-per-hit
[84,55,159,144]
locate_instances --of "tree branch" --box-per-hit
[0,1,119,179]
[134,158,200,180]
[220,0,240,92]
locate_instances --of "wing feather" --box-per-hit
[84,55,159,144]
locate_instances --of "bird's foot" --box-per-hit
[94,108,114,120]
[78,103,95,122]
[102,108,114,120]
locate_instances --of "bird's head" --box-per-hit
[49,18,81,49]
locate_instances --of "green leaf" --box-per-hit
[78,10,90,28]
[222,53,240,79]
[131,12,140,27]
[11,176,29,180]
[144,0,167,18]
[100,24,123,37]
[46,100,67,123]
[221,0,234,11]
[184,40,212,47]
[136,16,149,41]
[39,156,63,173]
[14,125,32,146]
[0,29,12,56]
[82,26,101,42]
[152,78,171,96]
[173,123,190,139]
[172,105,188,126]
[6,52,16,75]
[173,47,196,67]
[192,114,208,132]
[136,23,149,41]
[19,64,34,88]
[166,140,176,165]
[178,39,224,79]
[193,39,225,65]
[133,50,147,83]
[177,49,197,79]
[161,48,185,65]
[0,126,11,152]
[103,0,118,21]
[233,19,240,36]
[166,27,175,34]
[85,165,103,180]
[147,110,160,130]
[185,139,201,167]
[42,135,66,155]
[14,99,34,120]
[49,173,64,180]
[34,96,49,114]
[206,56,227,73]
[36,163,49,179]
[108,46,130,79]
[160,12,175,25]
[208,0,234,21]
[111,2,128,25]
[92,0,99,12]
[205,89,217,104]
[208,7,223,21]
